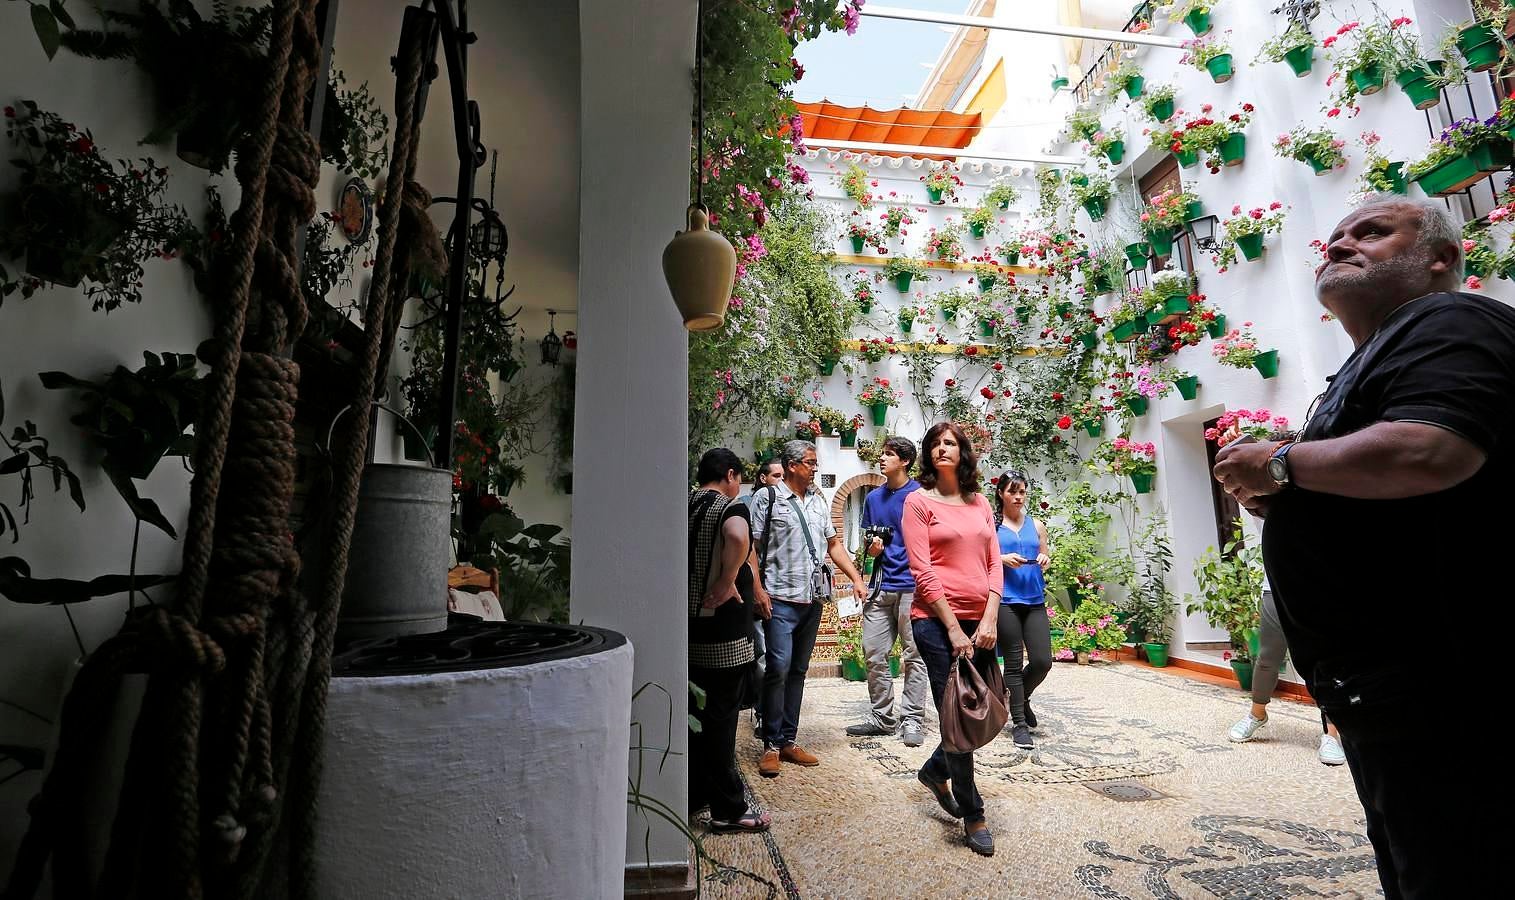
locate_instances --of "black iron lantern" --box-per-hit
[1187,214,1221,252]
[540,310,563,366]
[469,208,508,261]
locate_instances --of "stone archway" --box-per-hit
[810,473,886,673]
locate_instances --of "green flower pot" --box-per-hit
[1245,628,1261,661]
[1205,313,1227,338]
[1283,44,1314,77]
[1253,349,1280,379]
[1382,161,1408,195]
[1130,471,1155,494]
[1055,301,1074,319]
[819,355,839,375]
[997,199,1010,210]
[1082,196,1108,221]
[870,402,889,426]
[1123,74,1145,99]
[1105,139,1125,164]
[1079,331,1098,349]
[1395,63,1443,111]
[797,427,817,441]
[1113,320,1138,342]
[1150,97,1175,122]
[1051,75,1069,91]
[978,274,997,292]
[1143,642,1169,668]
[1003,249,1021,266]
[860,300,872,314]
[841,657,867,682]
[1083,420,1102,438]
[970,222,986,239]
[850,234,865,253]
[1413,141,1515,197]
[1090,272,1114,294]
[1218,133,1246,167]
[978,319,996,338]
[926,186,945,204]
[1305,152,1336,176]
[1183,9,1211,37]
[894,272,914,292]
[940,305,957,322]
[1457,23,1503,73]
[1123,396,1149,417]
[1161,294,1191,318]
[1147,229,1175,257]
[1174,375,1199,400]
[1349,63,1384,96]
[1016,304,1033,322]
[1175,147,1199,168]
[1123,241,1150,269]
[1230,659,1254,691]
[899,317,913,334]
[841,428,857,448]
[889,655,901,678]
[1206,53,1234,84]
[1184,200,1204,222]
[1236,232,1265,261]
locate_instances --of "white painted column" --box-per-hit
[575,0,696,875]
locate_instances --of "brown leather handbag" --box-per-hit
[940,655,1009,753]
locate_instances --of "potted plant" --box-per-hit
[1456,1,1509,73]
[1321,16,1423,109]
[1406,116,1513,197]
[1044,482,1119,610]
[1093,437,1158,494]
[1181,31,1235,83]
[841,412,866,448]
[884,257,928,292]
[1108,290,1152,342]
[1138,187,1199,255]
[1060,397,1112,438]
[965,204,998,240]
[1204,408,1292,448]
[1173,0,1218,38]
[1072,174,1114,222]
[1189,102,1255,171]
[1108,57,1146,100]
[984,179,1019,210]
[1195,304,1226,338]
[0,102,197,310]
[1462,227,1502,280]
[1254,23,1316,77]
[971,259,1005,292]
[1184,521,1264,689]
[1148,268,1193,324]
[1211,322,1279,378]
[1083,243,1125,295]
[1170,368,1200,400]
[839,162,875,208]
[1125,515,1175,666]
[921,165,963,204]
[997,239,1024,267]
[1273,125,1349,175]
[1068,106,1103,142]
[857,376,903,426]
[1212,201,1287,269]
[1356,132,1408,195]
[1051,597,1127,664]
[923,222,965,262]
[1139,83,1178,122]
[1087,128,1126,165]
[896,303,927,335]
[1123,239,1152,270]
[843,217,883,253]
[879,204,914,240]
[837,616,867,680]
[1146,120,1197,168]
[850,271,877,313]
[935,287,971,321]
[856,336,897,366]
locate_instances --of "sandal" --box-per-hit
[709,808,771,833]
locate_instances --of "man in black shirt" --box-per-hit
[1213,196,1512,898]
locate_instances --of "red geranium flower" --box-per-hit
[980,387,995,399]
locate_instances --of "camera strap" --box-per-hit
[785,494,824,569]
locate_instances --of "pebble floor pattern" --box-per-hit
[693,660,1380,899]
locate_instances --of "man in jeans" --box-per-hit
[741,458,783,737]
[751,440,868,778]
[845,437,929,748]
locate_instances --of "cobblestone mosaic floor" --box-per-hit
[694,660,1379,899]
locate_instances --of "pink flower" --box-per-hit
[1463,239,1478,253]
[1269,201,1282,210]
[1322,35,1338,48]
[1232,204,1242,215]
[1466,275,1484,291]
[1492,207,1512,223]
[1327,108,1341,118]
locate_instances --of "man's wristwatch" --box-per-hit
[1267,440,1297,488]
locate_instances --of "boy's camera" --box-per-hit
[863,525,894,546]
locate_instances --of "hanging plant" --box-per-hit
[1273,125,1349,175]
[1354,131,1408,196]
[1405,116,1512,196]
[1139,83,1177,122]
[878,204,915,239]
[1180,30,1235,83]
[0,378,84,544]
[321,68,391,180]
[1071,175,1113,221]
[843,216,884,252]
[1086,128,1125,165]
[921,165,963,204]
[0,102,197,312]
[923,222,965,262]
[838,162,875,208]
[1253,23,1317,76]
[883,256,929,291]
[964,204,998,239]
[1320,16,1422,112]
[1067,106,1103,142]
[983,179,1019,210]
[1211,201,1287,271]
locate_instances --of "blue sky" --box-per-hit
[794,1,974,109]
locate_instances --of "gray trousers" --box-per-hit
[1252,591,1287,707]
[861,590,929,730]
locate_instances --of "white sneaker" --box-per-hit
[1228,713,1267,743]
[1318,733,1346,766]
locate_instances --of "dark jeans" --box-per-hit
[761,599,822,748]
[996,602,1052,725]
[689,664,749,821]
[912,616,997,825]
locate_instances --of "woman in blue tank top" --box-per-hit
[994,471,1052,750]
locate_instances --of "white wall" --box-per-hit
[574,0,696,875]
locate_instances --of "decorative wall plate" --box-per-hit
[338,177,374,244]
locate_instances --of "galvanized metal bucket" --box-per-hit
[331,404,454,642]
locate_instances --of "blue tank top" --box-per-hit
[998,516,1046,604]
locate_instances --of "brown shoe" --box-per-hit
[779,744,820,767]
[759,748,781,778]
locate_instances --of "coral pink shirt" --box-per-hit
[903,491,1000,622]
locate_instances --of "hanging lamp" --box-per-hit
[541,310,563,365]
[662,0,737,332]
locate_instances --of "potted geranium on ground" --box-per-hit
[1093,437,1158,494]
[1213,201,1288,269]
[1211,322,1280,378]
[1254,22,1316,77]
[1185,521,1263,690]
[1273,125,1349,175]
[921,165,963,204]
[837,616,866,680]
[0,102,196,310]
[1406,116,1513,197]
[1181,31,1235,83]
[857,376,903,426]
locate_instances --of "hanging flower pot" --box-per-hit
[1090,271,1114,294]
[1055,300,1074,319]
[1456,23,1503,72]
[1205,54,1234,84]
[1129,471,1155,494]
[1083,420,1102,438]
[1123,241,1151,269]
[1113,321,1139,342]
[978,319,996,338]
[1082,196,1108,221]
[1175,147,1200,168]
[926,186,945,204]
[860,299,872,314]
[1218,133,1246,167]
[1123,396,1149,417]
[1236,233,1266,261]
[1413,141,1515,197]
[1348,63,1385,96]
[1015,303,1033,322]
[978,274,997,292]
[1147,229,1176,257]
[1123,74,1146,99]
[969,223,986,240]
[819,355,839,376]
[1205,312,1227,338]
[870,402,889,426]
[1184,199,1204,222]
[894,272,914,292]
[850,234,866,253]
[841,428,858,448]
[1051,75,1070,91]
[1252,349,1280,379]
[1070,172,1089,187]
[1381,161,1408,195]
[1002,248,1021,266]
[1078,331,1098,349]
[1150,97,1176,122]
[1305,151,1337,176]
[1283,44,1314,77]
[1159,295,1191,322]
[1105,139,1125,164]
[939,305,957,322]
[1395,61,1444,111]
[899,317,913,334]
[1183,9,1212,37]
[1170,377,1197,402]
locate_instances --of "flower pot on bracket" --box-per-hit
[969,223,986,239]
[978,274,997,292]
[841,428,857,448]
[1205,54,1234,84]
[819,355,839,376]
[850,235,865,253]
[926,186,945,204]
[1002,249,1020,266]
[1218,133,1246,167]
[1078,331,1098,350]
[1205,313,1227,338]
[1123,242,1151,269]
[1083,420,1102,438]
[1349,63,1385,96]
[1395,62,1444,111]
[870,403,888,426]
[1283,44,1314,77]
[1083,196,1108,221]
[1174,375,1199,400]
[1105,139,1125,164]
[1175,147,1199,168]
[1253,349,1280,379]
[1129,472,1154,494]
[978,319,996,338]
[1113,320,1139,342]
[1123,75,1145,99]
[893,272,914,292]
[1123,396,1149,417]
[1413,141,1515,197]
[1183,9,1212,37]
[1147,229,1176,257]
[1236,232,1265,260]
[1456,23,1503,72]
[1151,97,1176,122]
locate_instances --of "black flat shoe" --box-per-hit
[918,769,962,818]
[965,822,995,856]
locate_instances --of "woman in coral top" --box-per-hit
[902,422,1002,858]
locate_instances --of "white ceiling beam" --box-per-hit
[861,5,1185,49]
[808,137,1082,167]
